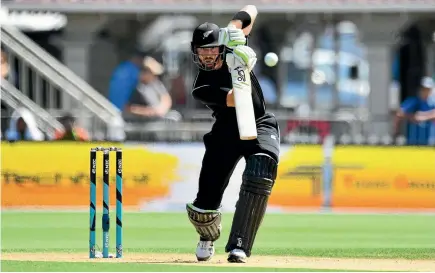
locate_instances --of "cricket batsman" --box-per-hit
[186,5,280,263]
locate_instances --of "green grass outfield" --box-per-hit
[1,261,370,272]
[1,212,435,272]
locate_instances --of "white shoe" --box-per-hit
[196,240,215,261]
[227,249,247,263]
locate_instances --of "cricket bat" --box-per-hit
[228,5,258,140]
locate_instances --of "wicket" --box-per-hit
[89,147,123,259]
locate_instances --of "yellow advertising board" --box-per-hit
[271,145,324,208]
[1,142,179,208]
[332,146,435,209]
[3,142,433,210]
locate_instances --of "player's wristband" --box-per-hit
[232,11,251,29]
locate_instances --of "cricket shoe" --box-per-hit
[227,249,247,263]
[196,240,215,261]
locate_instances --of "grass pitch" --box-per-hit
[1,212,434,271]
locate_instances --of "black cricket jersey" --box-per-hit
[192,62,266,123]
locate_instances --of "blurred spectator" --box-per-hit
[54,113,90,141]
[254,66,277,105]
[1,47,17,86]
[125,57,172,118]
[169,74,187,106]
[5,107,44,141]
[1,48,9,115]
[108,50,145,111]
[258,75,277,105]
[1,47,9,79]
[395,76,435,145]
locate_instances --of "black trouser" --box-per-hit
[193,113,280,210]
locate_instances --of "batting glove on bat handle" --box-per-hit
[219,26,246,48]
[226,45,257,72]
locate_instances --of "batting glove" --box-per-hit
[219,25,246,48]
[226,45,257,72]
